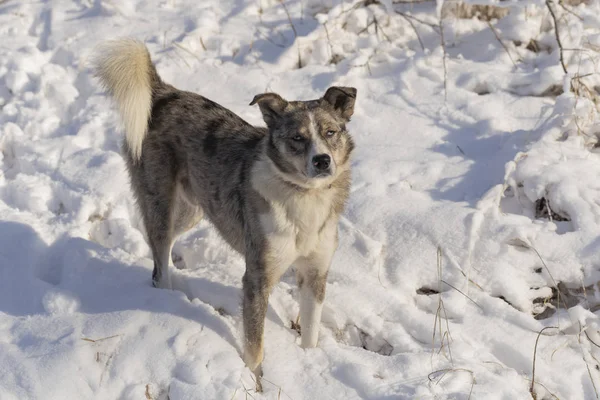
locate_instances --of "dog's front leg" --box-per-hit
[296,264,328,348]
[242,262,270,390]
[296,223,337,348]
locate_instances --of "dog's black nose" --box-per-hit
[312,154,331,172]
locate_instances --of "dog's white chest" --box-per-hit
[261,190,333,262]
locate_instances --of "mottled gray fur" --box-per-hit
[93,39,356,391]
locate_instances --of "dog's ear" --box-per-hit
[322,86,357,121]
[250,93,288,128]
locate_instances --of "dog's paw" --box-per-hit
[253,364,263,392]
[152,277,172,290]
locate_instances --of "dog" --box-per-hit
[93,38,356,388]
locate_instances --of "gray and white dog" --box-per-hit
[93,39,356,386]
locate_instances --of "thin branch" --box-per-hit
[546,0,568,74]
[486,20,517,67]
[351,52,376,75]
[374,16,392,42]
[394,0,434,3]
[439,14,448,102]
[357,19,376,35]
[256,29,287,48]
[278,0,302,68]
[398,11,425,50]
[394,10,440,32]
[279,0,297,37]
[558,0,583,21]
[323,22,334,60]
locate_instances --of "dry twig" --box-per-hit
[278,0,302,68]
[398,12,425,50]
[394,10,440,32]
[545,0,568,74]
[486,21,518,67]
[439,12,448,101]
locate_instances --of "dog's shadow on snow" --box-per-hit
[0,220,251,354]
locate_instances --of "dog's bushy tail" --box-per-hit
[93,39,160,161]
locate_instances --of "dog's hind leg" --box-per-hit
[128,143,181,290]
[143,193,176,290]
[170,179,204,269]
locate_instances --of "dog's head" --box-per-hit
[250,86,356,189]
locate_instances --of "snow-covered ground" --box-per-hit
[2,0,600,398]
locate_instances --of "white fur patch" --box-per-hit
[299,284,323,348]
[253,157,338,277]
[307,112,335,177]
[93,39,153,161]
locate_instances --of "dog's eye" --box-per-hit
[292,135,304,141]
[326,130,337,137]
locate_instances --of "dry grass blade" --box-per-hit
[441,280,483,310]
[260,377,295,400]
[530,326,558,399]
[428,368,476,399]
[585,361,600,399]
[585,330,600,349]
[81,334,122,343]
[509,238,569,324]
[523,378,561,400]
[431,247,454,364]
[173,42,202,61]
[529,244,568,318]
[440,296,453,362]
[145,384,153,400]
[241,380,257,400]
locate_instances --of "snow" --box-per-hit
[2,0,600,399]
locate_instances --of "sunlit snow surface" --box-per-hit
[1,0,600,398]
